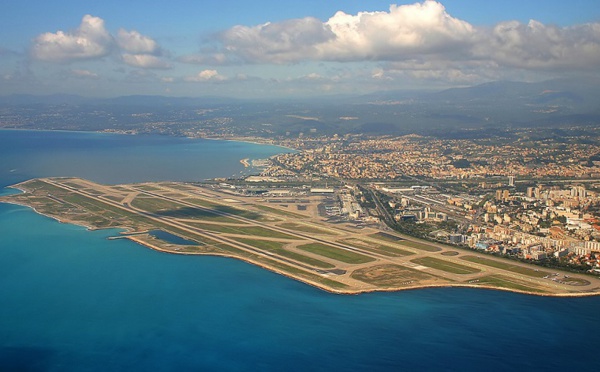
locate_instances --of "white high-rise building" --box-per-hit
[570,185,586,198]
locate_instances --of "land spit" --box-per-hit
[3,177,600,297]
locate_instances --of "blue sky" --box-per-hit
[1,0,599,98]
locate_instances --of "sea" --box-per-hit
[0,129,598,371]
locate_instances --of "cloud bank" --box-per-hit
[24,1,600,95]
[184,69,226,82]
[185,0,600,72]
[31,15,170,69]
[32,15,112,62]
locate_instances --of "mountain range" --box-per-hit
[1,78,599,137]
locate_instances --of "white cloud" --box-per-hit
[218,17,335,63]
[178,53,230,65]
[70,69,99,79]
[319,1,474,61]
[117,29,169,69]
[196,0,600,74]
[31,15,113,62]
[31,16,172,70]
[185,69,227,82]
[371,68,385,79]
[122,53,171,69]
[376,58,515,87]
[116,29,161,55]
[25,2,600,93]
[209,1,473,64]
[478,20,600,70]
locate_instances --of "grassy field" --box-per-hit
[411,257,481,274]
[233,226,298,239]
[60,194,138,229]
[135,185,163,192]
[297,243,374,264]
[253,205,308,219]
[441,251,459,256]
[25,179,68,194]
[134,193,272,222]
[131,197,243,223]
[561,277,591,286]
[339,238,414,257]
[182,198,272,221]
[82,188,105,196]
[185,222,251,234]
[231,238,336,269]
[351,264,437,287]
[277,222,337,236]
[395,240,441,252]
[207,240,347,289]
[160,183,197,192]
[131,196,188,212]
[208,205,269,221]
[264,260,347,289]
[61,181,89,190]
[183,197,227,209]
[460,256,550,278]
[162,193,189,199]
[369,232,440,252]
[474,275,546,293]
[30,186,236,247]
[103,195,125,203]
[190,222,298,239]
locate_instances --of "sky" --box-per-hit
[1,0,599,98]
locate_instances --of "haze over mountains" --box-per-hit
[1,78,599,138]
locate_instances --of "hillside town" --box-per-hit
[250,132,600,274]
[265,133,600,181]
[379,181,600,273]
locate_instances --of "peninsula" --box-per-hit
[3,177,600,297]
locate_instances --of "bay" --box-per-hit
[0,129,286,187]
[0,130,599,371]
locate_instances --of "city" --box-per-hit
[254,132,600,275]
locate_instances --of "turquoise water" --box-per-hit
[1,130,599,370]
[0,129,286,187]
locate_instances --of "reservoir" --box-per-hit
[148,229,200,246]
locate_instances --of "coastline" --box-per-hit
[96,231,600,298]
[0,127,299,152]
[203,135,298,152]
[2,194,598,298]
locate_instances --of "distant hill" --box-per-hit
[0,94,91,105]
[1,78,599,137]
[425,78,598,109]
[356,78,600,133]
[0,94,238,107]
[103,95,239,106]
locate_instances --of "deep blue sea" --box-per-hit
[1,129,599,371]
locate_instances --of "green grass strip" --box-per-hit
[254,205,307,219]
[278,222,337,236]
[297,243,374,264]
[411,257,480,274]
[339,238,414,257]
[232,238,335,269]
[460,256,550,278]
[475,275,546,293]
